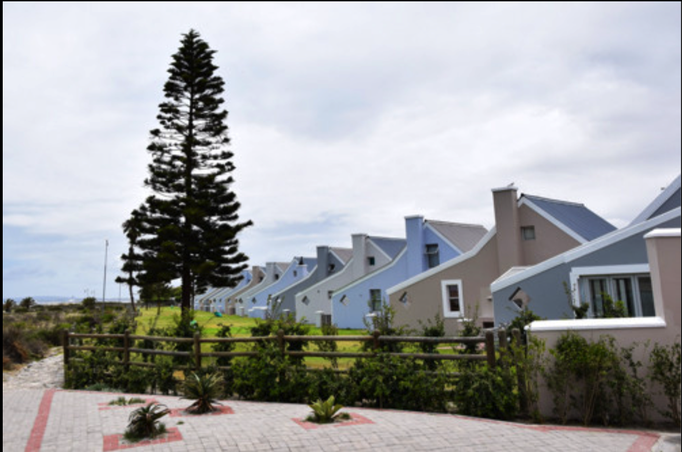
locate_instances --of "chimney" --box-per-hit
[351,233,368,278]
[405,215,425,277]
[492,186,523,274]
[316,246,331,278]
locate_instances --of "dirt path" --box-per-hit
[2,348,64,390]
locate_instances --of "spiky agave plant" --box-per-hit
[306,396,350,424]
[183,372,223,414]
[124,402,169,442]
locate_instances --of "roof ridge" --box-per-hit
[425,219,487,228]
[522,193,585,207]
[367,236,406,242]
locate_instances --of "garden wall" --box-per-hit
[528,228,681,424]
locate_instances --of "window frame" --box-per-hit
[521,226,536,241]
[425,243,440,268]
[569,265,652,318]
[441,279,464,318]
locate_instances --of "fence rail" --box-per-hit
[63,328,522,372]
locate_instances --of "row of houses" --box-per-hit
[196,175,681,333]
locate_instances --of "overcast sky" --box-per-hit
[3,3,681,300]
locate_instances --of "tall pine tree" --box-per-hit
[126,29,252,313]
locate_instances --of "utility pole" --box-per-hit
[102,239,109,310]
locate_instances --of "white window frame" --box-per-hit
[569,265,651,317]
[441,279,464,318]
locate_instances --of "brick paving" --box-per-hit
[2,388,676,452]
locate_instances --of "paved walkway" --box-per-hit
[3,388,679,452]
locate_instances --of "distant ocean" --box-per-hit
[3,296,129,305]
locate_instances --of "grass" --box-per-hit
[132,307,368,370]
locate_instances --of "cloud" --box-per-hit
[3,2,680,298]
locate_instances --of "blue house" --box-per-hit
[491,175,681,324]
[194,270,252,313]
[271,246,351,320]
[245,257,317,319]
[332,215,488,329]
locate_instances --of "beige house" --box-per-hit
[387,186,616,334]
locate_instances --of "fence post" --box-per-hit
[372,331,381,352]
[498,327,508,365]
[512,328,529,416]
[123,329,130,374]
[485,330,496,368]
[194,332,202,372]
[62,330,70,369]
[277,329,285,356]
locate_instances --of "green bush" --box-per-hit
[453,364,519,420]
[649,340,681,427]
[348,353,453,412]
[232,343,309,403]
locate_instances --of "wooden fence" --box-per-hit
[63,328,524,373]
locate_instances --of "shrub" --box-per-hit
[453,363,519,420]
[649,340,681,427]
[124,402,169,442]
[3,325,46,365]
[212,324,235,367]
[348,353,453,412]
[151,359,178,396]
[232,343,309,403]
[315,323,339,368]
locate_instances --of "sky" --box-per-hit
[3,3,681,301]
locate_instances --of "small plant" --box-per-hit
[109,397,146,406]
[183,372,223,414]
[306,396,350,424]
[124,402,169,442]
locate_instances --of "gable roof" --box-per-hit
[629,174,681,226]
[520,194,616,243]
[368,236,406,260]
[425,220,488,253]
[387,227,498,296]
[490,207,681,293]
[330,247,352,264]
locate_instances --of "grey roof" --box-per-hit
[629,174,681,226]
[426,220,488,253]
[522,194,616,242]
[301,257,318,269]
[369,237,407,260]
[330,247,352,264]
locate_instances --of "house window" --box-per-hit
[293,271,298,277]
[251,298,257,304]
[521,226,536,241]
[327,291,334,300]
[369,289,382,312]
[328,263,336,273]
[441,280,464,318]
[572,265,654,318]
[340,295,349,306]
[399,292,409,306]
[302,296,310,306]
[275,274,280,281]
[368,256,376,266]
[425,244,440,268]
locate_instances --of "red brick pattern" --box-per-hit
[102,427,183,451]
[293,412,374,430]
[24,388,56,452]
